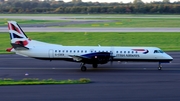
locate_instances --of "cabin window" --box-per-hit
[70,50,72,53]
[120,51,122,53]
[55,50,57,52]
[116,51,118,53]
[66,50,68,53]
[74,50,76,53]
[77,50,79,53]
[59,50,61,52]
[62,50,64,52]
[124,51,126,53]
[85,50,87,53]
[132,51,134,54]
[81,50,83,53]
[91,51,93,53]
[128,51,130,53]
[136,51,138,53]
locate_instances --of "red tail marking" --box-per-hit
[23,40,28,46]
[15,40,29,46]
[15,41,21,44]
[11,23,21,34]
[10,23,15,30]
[15,26,21,34]
[6,47,13,52]
[8,23,11,30]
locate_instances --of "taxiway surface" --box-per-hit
[1,15,180,20]
[1,27,180,32]
[0,52,180,101]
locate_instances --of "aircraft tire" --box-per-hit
[158,63,162,70]
[81,66,87,71]
[158,66,162,70]
[92,63,98,68]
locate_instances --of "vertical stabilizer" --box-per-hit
[7,21,30,50]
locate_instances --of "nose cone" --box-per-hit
[165,54,173,61]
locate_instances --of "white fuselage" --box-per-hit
[14,40,173,63]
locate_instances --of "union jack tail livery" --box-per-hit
[7,21,30,51]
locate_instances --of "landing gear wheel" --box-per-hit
[92,64,98,68]
[158,63,162,70]
[81,66,87,71]
[158,66,162,70]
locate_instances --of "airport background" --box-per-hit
[0,0,180,13]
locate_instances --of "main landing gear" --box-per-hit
[92,63,98,68]
[80,63,98,71]
[158,63,162,70]
[80,63,87,72]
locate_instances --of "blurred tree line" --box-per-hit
[0,0,180,14]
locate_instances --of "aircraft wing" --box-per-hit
[69,52,112,63]
[69,55,89,61]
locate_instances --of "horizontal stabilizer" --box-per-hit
[11,43,29,50]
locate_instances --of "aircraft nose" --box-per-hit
[165,54,173,61]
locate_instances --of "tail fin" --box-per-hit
[8,21,30,50]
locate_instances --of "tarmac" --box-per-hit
[1,27,180,32]
[0,52,180,101]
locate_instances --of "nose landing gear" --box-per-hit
[158,63,162,70]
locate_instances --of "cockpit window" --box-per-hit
[154,50,158,53]
[154,50,164,53]
[159,50,164,53]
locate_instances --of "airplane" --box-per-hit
[6,21,173,71]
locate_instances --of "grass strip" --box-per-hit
[64,18,180,28]
[0,78,91,86]
[1,32,180,53]
[0,19,67,26]
[1,15,180,27]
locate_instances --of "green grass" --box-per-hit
[0,19,67,26]
[1,14,180,27]
[64,18,180,27]
[1,32,180,53]
[1,18,180,28]
[0,78,91,86]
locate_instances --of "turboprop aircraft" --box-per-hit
[6,21,173,71]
